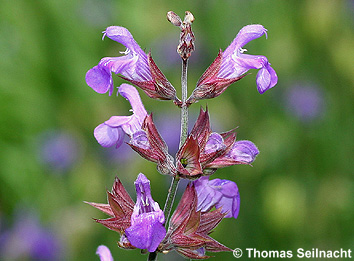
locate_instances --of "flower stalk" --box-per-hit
[180,59,189,147]
[86,9,278,261]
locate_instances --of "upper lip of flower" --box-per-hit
[93,84,147,148]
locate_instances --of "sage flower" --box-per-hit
[205,139,259,169]
[94,84,147,148]
[125,173,166,252]
[86,26,178,101]
[220,24,278,94]
[87,174,166,252]
[194,176,240,219]
[188,24,277,103]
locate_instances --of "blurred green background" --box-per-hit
[0,0,353,260]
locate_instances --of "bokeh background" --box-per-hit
[0,0,353,260]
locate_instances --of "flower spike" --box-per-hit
[167,11,195,60]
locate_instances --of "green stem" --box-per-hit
[147,252,157,261]
[179,59,189,147]
[163,175,180,225]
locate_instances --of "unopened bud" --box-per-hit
[167,11,182,27]
[183,11,194,24]
[167,10,196,61]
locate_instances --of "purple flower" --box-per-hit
[94,84,147,148]
[86,26,151,96]
[220,24,278,94]
[205,139,259,169]
[86,26,179,101]
[226,140,259,164]
[194,176,240,219]
[188,24,277,103]
[204,132,226,154]
[96,245,114,261]
[125,173,166,252]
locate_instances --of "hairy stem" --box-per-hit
[180,59,189,147]
[163,175,180,224]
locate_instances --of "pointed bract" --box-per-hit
[86,177,134,235]
[121,53,180,102]
[187,50,247,104]
[159,184,231,259]
[176,135,203,178]
[128,114,176,175]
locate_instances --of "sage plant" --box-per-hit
[86,11,277,260]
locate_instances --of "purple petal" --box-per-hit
[130,130,150,149]
[208,179,240,218]
[102,27,151,82]
[204,132,225,154]
[227,140,259,163]
[224,24,267,56]
[85,65,113,95]
[118,84,147,121]
[125,212,166,252]
[98,56,136,77]
[125,173,166,252]
[94,123,125,148]
[104,115,132,127]
[96,245,114,261]
[103,85,147,136]
[133,173,164,221]
[194,177,240,219]
[217,24,277,93]
[256,62,278,94]
[103,26,146,57]
[194,176,222,212]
